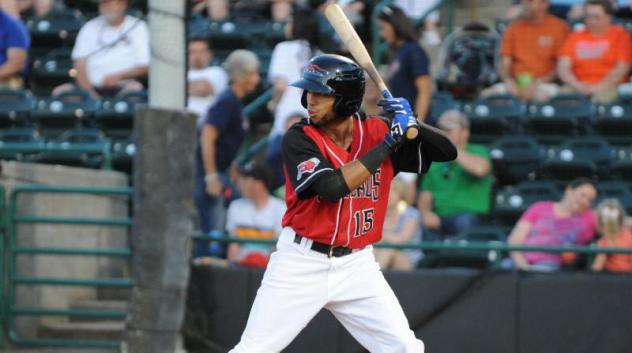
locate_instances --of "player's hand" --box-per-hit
[378,96,413,116]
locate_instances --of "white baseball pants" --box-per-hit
[229,227,425,353]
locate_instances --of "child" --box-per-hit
[591,198,632,273]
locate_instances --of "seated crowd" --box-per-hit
[1,0,631,273]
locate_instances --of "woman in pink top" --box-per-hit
[507,178,598,271]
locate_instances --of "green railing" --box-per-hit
[0,142,113,170]
[0,186,5,348]
[371,0,456,66]
[4,184,133,349]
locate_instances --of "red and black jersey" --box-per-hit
[281,113,454,249]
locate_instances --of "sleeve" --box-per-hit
[391,121,456,174]
[499,25,514,58]
[616,29,632,63]
[519,202,546,224]
[132,19,150,66]
[205,96,233,133]
[281,127,336,196]
[5,17,29,50]
[71,22,94,59]
[558,33,575,58]
[409,44,429,77]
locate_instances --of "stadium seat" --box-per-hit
[30,48,73,95]
[490,134,544,185]
[611,146,632,180]
[96,90,148,135]
[207,20,269,50]
[525,93,595,144]
[37,128,110,168]
[594,97,632,145]
[596,180,632,214]
[462,94,526,144]
[426,91,460,126]
[538,135,614,181]
[494,180,560,227]
[0,88,36,128]
[0,127,44,162]
[25,9,84,49]
[111,135,135,174]
[32,89,99,138]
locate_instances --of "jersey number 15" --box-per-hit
[353,208,374,238]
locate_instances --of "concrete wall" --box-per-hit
[0,161,129,337]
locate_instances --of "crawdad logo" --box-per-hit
[297,157,320,181]
[304,64,328,78]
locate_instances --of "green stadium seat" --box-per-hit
[611,146,632,180]
[32,89,99,137]
[538,136,614,181]
[37,128,110,168]
[494,180,560,227]
[0,127,44,162]
[525,93,595,144]
[207,20,269,50]
[111,135,134,174]
[427,91,460,126]
[462,94,526,144]
[25,9,84,49]
[490,134,544,185]
[594,97,632,146]
[96,90,147,135]
[0,88,36,128]
[596,180,632,214]
[30,48,73,95]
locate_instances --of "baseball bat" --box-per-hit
[324,4,418,140]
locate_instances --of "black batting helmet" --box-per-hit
[290,54,365,117]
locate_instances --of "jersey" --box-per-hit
[281,113,431,249]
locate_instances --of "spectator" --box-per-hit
[378,4,432,122]
[507,178,598,271]
[204,0,293,22]
[187,38,229,127]
[482,0,570,102]
[417,110,492,238]
[591,198,632,273]
[375,178,423,271]
[394,0,442,46]
[54,0,149,98]
[226,161,286,268]
[0,3,29,89]
[557,0,632,103]
[194,49,260,257]
[15,0,60,19]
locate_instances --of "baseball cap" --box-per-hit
[437,110,470,131]
[238,161,274,192]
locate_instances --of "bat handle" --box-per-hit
[381,90,419,140]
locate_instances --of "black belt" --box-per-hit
[294,234,358,257]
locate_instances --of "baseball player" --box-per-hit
[229,54,456,353]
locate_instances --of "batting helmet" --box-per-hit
[290,54,365,117]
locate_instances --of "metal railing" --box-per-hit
[0,142,113,170]
[4,184,133,348]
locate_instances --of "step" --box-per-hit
[37,321,125,341]
[69,299,129,322]
[97,287,131,301]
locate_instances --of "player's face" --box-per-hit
[306,92,337,125]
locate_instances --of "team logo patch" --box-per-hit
[297,157,320,181]
[305,64,327,78]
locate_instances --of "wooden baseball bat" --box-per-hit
[324,3,419,140]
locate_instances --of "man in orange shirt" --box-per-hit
[557,0,632,103]
[482,0,570,102]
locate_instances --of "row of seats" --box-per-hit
[0,88,142,137]
[429,92,632,145]
[0,127,133,173]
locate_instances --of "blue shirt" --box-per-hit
[0,11,30,69]
[197,89,247,173]
[387,41,429,108]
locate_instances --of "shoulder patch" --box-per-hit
[297,157,320,181]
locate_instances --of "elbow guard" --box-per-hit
[311,169,350,203]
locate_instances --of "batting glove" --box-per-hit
[378,97,414,116]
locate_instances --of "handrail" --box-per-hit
[0,142,113,170]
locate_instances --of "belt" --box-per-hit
[294,234,359,258]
